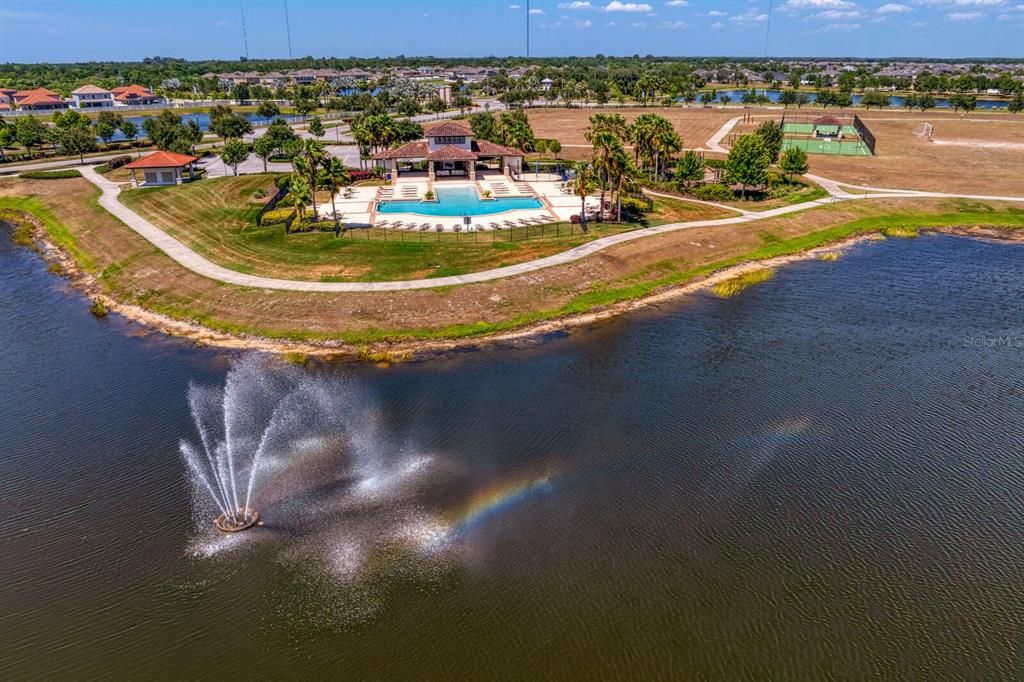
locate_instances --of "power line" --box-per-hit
[240,1,249,59]
[284,0,293,59]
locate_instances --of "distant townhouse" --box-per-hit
[12,87,68,111]
[260,72,287,88]
[289,69,319,85]
[71,84,114,109]
[111,84,162,106]
[0,88,15,110]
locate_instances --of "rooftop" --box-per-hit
[124,150,197,169]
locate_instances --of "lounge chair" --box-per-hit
[474,223,487,231]
[489,222,500,230]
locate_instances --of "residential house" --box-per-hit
[111,84,162,106]
[71,84,114,109]
[12,87,68,111]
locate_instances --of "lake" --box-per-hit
[103,111,304,142]
[700,88,1010,109]
[2,225,1023,679]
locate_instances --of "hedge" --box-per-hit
[693,183,734,201]
[20,169,82,180]
[259,207,296,226]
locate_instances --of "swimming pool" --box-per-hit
[377,186,542,217]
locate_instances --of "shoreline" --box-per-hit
[8,213,1023,362]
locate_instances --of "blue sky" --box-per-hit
[0,0,1021,62]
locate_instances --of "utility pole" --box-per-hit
[240,1,249,59]
[284,0,293,59]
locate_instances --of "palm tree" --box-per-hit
[319,156,351,229]
[610,155,634,224]
[588,130,623,222]
[289,175,311,224]
[572,162,598,233]
[292,139,327,220]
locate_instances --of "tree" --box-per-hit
[95,111,123,145]
[397,98,421,117]
[307,116,325,139]
[256,100,280,119]
[754,120,783,163]
[779,89,798,108]
[288,175,311,224]
[779,147,809,180]
[674,150,704,189]
[426,97,446,117]
[903,93,919,111]
[917,92,936,112]
[497,110,536,151]
[253,133,277,172]
[700,90,716,106]
[211,113,253,144]
[469,111,499,142]
[291,139,327,220]
[49,113,96,164]
[220,139,249,176]
[0,120,12,161]
[142,110,197,154]
[119,119,139,155]
[1009,91,1024,115]
[318,156,350,229]
[861,89,891,110]
[572,162,598,233]
[719,94,732,105]
[547,138,561,159]
[293,95,316,115]
[452,94,473,114]
[15,116,49,154]
[725,133,771,199]
[833,91,853,108]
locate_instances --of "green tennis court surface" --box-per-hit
[783,123,859,135]
[782,138,872,156]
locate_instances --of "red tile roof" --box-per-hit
[371,140,429,160]
[425,121,473,138]
[124,150,197,169]
[17,92,66,107]
[813,115,844,126]
[13,87,59,100]
[425,144,477,161]
[111,84,153,96]
[473,140,525,157]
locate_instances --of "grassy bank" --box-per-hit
[119,175,729,282]
[2,174,1022,350]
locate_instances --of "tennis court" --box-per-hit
[782,137,873,156]
[783,123,859,136]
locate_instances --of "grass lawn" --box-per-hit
[119,174,701,282]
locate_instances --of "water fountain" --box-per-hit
[180,356,330,533]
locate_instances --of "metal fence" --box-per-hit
[283,220,625,243]
[852,113,877,155]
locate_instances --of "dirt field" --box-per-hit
[2,175,1021,349]
[808,114,1024,196]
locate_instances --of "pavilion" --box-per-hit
[371,121,524,184]
[124,150,198,187]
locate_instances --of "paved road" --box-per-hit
[77,164,1024,294]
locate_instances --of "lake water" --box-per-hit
[700,89,1010,110]
[378,185,543,217]
[2,225,1023,679]
[104,112,303,142]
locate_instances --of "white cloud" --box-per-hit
[508,4,521,8]
[786,0,855,8]
[824,21,862,28]
[665,0,688,5]
[579,18,594,26]
[812,9,863,17]
[730,9,770,21]
[914,0,1005,5]
[631,20,647,25]
[529,7,544,13]
[711,20,725,26]
[707,9,727,15]
[877,2,912,11]
[662,19,687,27]
[605,1,654,11]
[946,10,983,17]
[558,1,593,8]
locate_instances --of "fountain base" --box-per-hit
[214,508,260,533]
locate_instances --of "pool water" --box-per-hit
[378,186,542,217]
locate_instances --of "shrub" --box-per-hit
[20,169,81,179]
[89,298,108,317]
[424,190,435,200]
[704,158,727,169]
[693,183,734,201]
[619,196,651,216]
[94,163,111,174]
[347,169,376,182]
[107,155,132,170]
[259,207,296,226]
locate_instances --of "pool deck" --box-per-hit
[320,174,599,232]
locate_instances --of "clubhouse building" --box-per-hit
[371,121,524,184]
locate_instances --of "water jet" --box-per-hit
[214,508,260,533]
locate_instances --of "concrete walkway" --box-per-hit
[78,164,1024,294]
[703,116,743,153]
